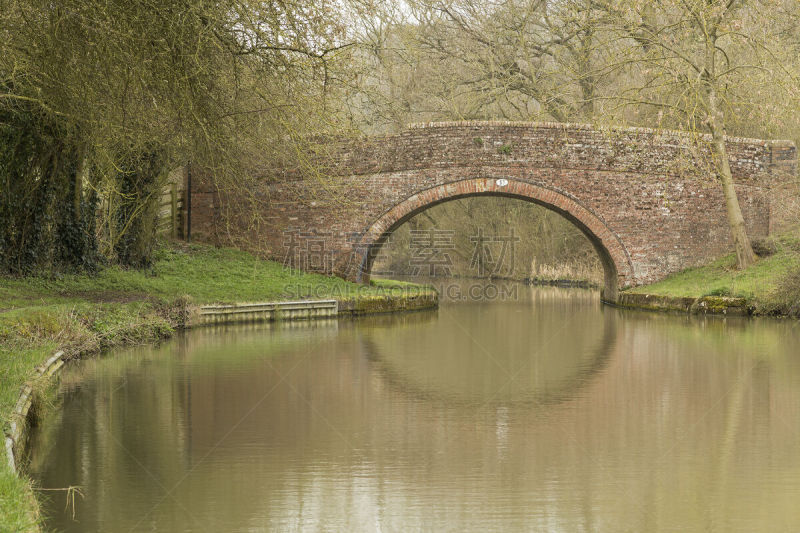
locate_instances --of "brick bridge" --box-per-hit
[190,122,797,301]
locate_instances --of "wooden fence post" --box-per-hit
[186,163,192,243]
[170,182,178,238]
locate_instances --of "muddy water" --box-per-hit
[28,286,800,532]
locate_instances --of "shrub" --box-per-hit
[704,287,731,297]
[759,263,800,317]
[751,237,778,257]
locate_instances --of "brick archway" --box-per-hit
[353,177,633,301]
[190,122,796,298]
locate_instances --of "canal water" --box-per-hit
[28,285,800,532]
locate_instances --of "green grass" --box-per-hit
[0,468,39,532]
[0,242,433,531]
[0,243,427,309]
[627,231,800,313]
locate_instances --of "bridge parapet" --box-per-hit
[312,122,785,184]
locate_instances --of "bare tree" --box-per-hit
[352,0,612,127]
[594,0,800,268]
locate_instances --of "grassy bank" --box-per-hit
[626,231,800,316]
[0,243,434,531]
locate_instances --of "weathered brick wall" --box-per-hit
[765,140,800,233]
[189,121,796,299]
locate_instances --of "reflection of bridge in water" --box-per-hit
[357,289,618,408]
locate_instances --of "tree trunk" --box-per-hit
[707,88,757,269]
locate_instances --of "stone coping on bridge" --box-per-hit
[406,120,795,147]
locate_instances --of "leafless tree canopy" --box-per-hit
[1,0,798,273]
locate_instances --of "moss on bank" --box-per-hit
[625,230,800,317]
[0,243,435,531]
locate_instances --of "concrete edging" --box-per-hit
[192,299,339,325]
[614,292,751,316]
[4,351,64,474]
